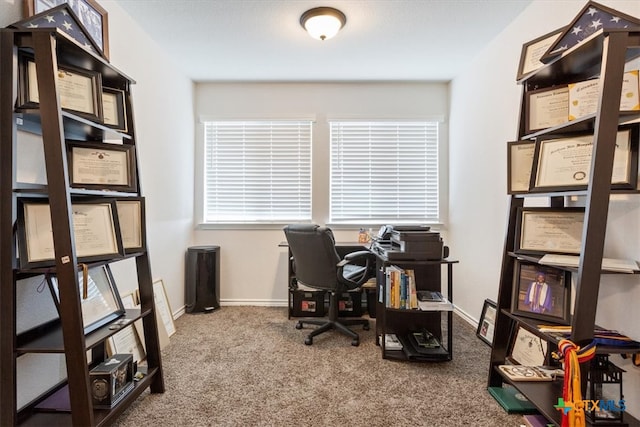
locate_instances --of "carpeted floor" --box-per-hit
[112,307,524,426]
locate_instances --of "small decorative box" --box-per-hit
[90,353,134,409]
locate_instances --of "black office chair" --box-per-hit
[283,224,376,346]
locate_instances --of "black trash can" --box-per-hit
[185,246,220,313]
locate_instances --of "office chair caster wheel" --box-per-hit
[351,338,359,347]
[296,321,303,330]
[363,324,370,331]
[304,337,313,345]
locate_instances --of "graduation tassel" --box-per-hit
[555,339,596,427]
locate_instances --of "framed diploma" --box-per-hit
[153,279,176,337]
[476,299,497,346]
[47,264,125,335]
[102,87,128,132]
[525,86,569,134]
[514,207,584,256]
[516,27,564,81]
[507,140,535,194]
[531,127,638,192]
[107,324,146,363]
[24,0,110,60]
[17,198,124,268]
[508,324,549,366]
[511,260,570,324]
[18,55,103,123]
[68,141,137,192]
[115,198,146,254]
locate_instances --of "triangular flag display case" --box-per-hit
[488,4,640,426]
[0,27,164,426]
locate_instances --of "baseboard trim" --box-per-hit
[173,300,481,331]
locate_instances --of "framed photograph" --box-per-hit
[511,260,571,324]
[476,299,497,346]
[102,87,128,132]
[514,207,584,256]
[153,279,176,337]
[24,0,110,60]
[18,55,103,123]
[508,325,549,366]
[67,141,137,192]
[115,198,145,254]
[47,264,125,335]
[525,86,569,134]
[17,198,124,268]
[531,127,638,192]
[516,27,565,81]
[507,140,535,194]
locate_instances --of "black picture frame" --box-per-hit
[507,324,550,366]
[47,264,125,335]
[476,298,497,346]
[507,140,535,194]
[530,126,638,193]
[102,87,128,132]
[514,207,585,256]
[18,54,103,123]
[516,26,565,81]
[16,197,124,268]
[540,1,640,63]
[115,197,146,254]
[67,141,137,192]
[524,85,569,135]
[24,0,110,60]
[511,260,571,324]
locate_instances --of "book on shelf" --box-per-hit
[383,334,403,350]
[498,365,560,382]
[487,386,538,414]
[539,254,639,273]
[522,414,553,427]
[384,265,418,309]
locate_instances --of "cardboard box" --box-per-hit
[90,353,134,409]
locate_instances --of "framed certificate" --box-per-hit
[47,264,125,335]
[516,27,565,81]
[525,86,569,134]
[102,87,128,132]
[514,207,584,256]
[17,198,124,268]
[476,299,497,346]
[511,260,570,324]
[153,279,176,337]
[107,324,146,363]
[508,324,549,366]
[68,141,137,192]
[531,127,638,192]
[115,198,146,254]
[18,56,103,123]
[507,140,535,194]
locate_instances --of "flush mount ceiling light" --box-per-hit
[300,7,346,41]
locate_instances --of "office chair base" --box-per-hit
[296,318,369,346]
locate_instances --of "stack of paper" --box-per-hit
[539,254,639,273]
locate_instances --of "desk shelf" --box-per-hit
[375,257,457,362]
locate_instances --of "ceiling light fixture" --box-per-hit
[300,7,346,41]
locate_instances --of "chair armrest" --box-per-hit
[337,250,376,289]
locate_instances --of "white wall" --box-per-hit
[449,0,640,417]
[0,0,193,409]
[193,82,449,305]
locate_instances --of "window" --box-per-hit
[330,121,440,223]
[203,120,312,223]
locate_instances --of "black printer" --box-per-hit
[372,225,448,261]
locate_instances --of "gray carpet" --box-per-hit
[112,307,523,426]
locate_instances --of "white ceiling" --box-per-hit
[113,0,532,82]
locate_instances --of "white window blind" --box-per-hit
[330,121,439,223]
[203,121,312,223]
